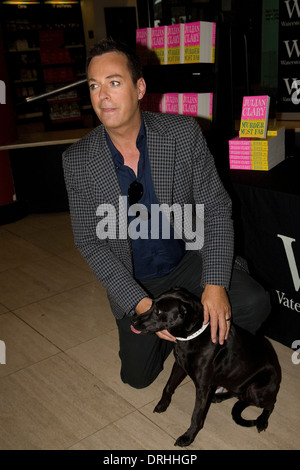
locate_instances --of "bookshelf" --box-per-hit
[136,2,261,176]
[142,62,217,134]
[0,1,88,131]
[137,11,218,151]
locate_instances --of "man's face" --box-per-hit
[87,51,146,133]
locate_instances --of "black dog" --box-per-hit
[131,287,281,447]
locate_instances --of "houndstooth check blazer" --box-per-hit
[63,111,234,319]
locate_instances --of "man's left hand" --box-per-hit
[201,284,231,345]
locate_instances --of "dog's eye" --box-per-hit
[157,309,167,318]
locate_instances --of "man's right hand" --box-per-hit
[134,297,176,343]
[135,297,153,315]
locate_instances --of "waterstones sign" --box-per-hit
[272,233,300,346]
[277,0,300,115]
[275,234,300,312]
[233,183,300,347]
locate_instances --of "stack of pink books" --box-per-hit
[229,95,285,171]
[229,127,285,171]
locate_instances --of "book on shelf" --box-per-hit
[150,25,167,65]
[229,126,285,171]
[180,21,216,64]
[136,28,151,65]
[198,21,216,63]
[166,24,181,65]
[136,26,167,65]
[181,92,213,120]
[163,93,180,114]
[239,95,270,139]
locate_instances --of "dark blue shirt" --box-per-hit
[106,119,185,280]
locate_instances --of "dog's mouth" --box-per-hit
[130,324,142,335]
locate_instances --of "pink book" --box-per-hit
[230,163,253,170]
[198,92,213,121]
[136,28,151,65]
[229,149,252,156]
[166,24,181,64]
[180,22,200,63]
[164,93,179,114]
[180,21,216,63]
[200,21,216,63]
[229,156,252,163]
[181,93,199,115]
[239,95,270,139]
[229,137,252,148]
[150,26,167,65]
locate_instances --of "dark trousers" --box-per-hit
[116,251,271,389]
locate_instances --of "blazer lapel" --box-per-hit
[87,127,122,206]
[86,128,129,238]
[145,123,175,206]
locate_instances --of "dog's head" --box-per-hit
[131,287,204,338]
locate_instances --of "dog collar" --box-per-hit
[176,322,209,341]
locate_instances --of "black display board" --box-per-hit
[277,0,300,118]
[231,157,300,348]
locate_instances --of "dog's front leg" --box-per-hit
[154,362,187,413]
[175,385,211,447]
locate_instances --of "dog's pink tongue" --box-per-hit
[130,325,142,334]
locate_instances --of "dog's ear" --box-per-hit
[179,304,187,316]
[178,302,197,332]
[179,300,203,332]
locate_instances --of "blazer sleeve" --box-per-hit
[190,119,234,288]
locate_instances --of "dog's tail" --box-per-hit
[232,400,273,432]
[231,400,257,428]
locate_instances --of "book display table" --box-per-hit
[230,157,300,348]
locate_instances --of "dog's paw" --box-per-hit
[256,419,268,433]
[153,400,169,413]
[174,432,194,447]
[255,410,270,433]
[211,395,224,403]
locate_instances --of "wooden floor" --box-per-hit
[0,212,299,450]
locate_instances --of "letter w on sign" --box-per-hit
[277,234,300,291]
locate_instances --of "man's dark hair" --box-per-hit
[86,38,143,84]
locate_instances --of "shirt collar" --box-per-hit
[105,117,146,166]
